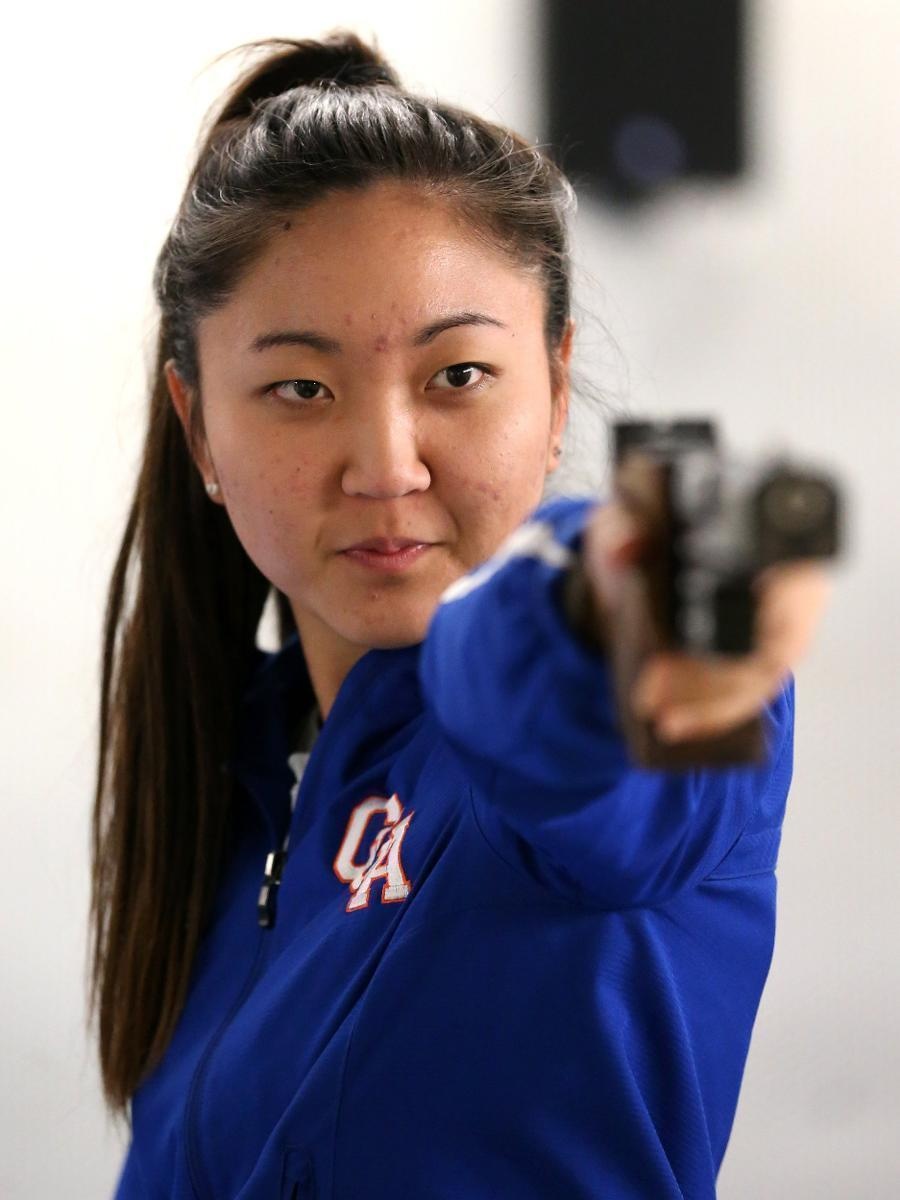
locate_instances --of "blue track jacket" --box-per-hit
[113,494,794,1199]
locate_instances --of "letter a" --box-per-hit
[346,811,415,912]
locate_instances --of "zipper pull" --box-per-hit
[257,849,287,929]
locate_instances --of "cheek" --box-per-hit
[468,407,549,492]
[214,416,323,510]
[446,413,548,541]
[214,442,321,589]
[474,478,504,504]
[439,439,510,511]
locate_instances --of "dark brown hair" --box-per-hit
[89,29,579,1114]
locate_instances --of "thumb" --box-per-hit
[582,501,649,611]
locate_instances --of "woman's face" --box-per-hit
[166,180,571,678]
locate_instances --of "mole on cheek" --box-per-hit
[287,465,315,495]
[476,481,502,503]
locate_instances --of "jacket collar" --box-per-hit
[226,632,424,838]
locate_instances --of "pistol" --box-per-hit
[564,419,842,770]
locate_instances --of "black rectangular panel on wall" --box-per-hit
[542,0,746,205]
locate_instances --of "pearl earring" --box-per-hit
[205,480,220,497]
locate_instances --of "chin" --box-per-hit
[341,605,436,651]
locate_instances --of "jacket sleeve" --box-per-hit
[418,494,795,910]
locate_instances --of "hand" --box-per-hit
[582,501,834,744]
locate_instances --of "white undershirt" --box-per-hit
[283,704,321,846]
[287,751,310,818]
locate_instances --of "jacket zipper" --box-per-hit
[257,749,309,929]
[185,746,316,1197]
[257,849,288,928]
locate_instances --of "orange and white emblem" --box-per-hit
[333,794,415,912]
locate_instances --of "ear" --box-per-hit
[164,359,222,502]
[546,318,575,474]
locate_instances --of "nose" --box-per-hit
[340,392,432,500]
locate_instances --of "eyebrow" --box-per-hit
[247,311,508,354]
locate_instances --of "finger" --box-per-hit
[585,502,647,568]
[631,561,832,717]
[654,681,777,742]
[582,502,650,612]
[632,651,785,733]
[754,561,833,669]
[632,651,757,713]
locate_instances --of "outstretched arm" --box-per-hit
[418,495,818,910]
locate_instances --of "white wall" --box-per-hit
[1,1,896,1195]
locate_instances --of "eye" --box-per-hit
[428,363,493,393]
[266,378,332,404]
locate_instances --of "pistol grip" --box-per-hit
[609,555,766,770]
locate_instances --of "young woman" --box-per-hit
[91,31,831,1200]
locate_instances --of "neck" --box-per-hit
[291,612,371,722]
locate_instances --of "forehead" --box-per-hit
[200,181,545,351]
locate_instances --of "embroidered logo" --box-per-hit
[333,794,415,912]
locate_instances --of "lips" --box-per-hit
[343,538,430,553]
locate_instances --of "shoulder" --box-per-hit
[531,491,604,532]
